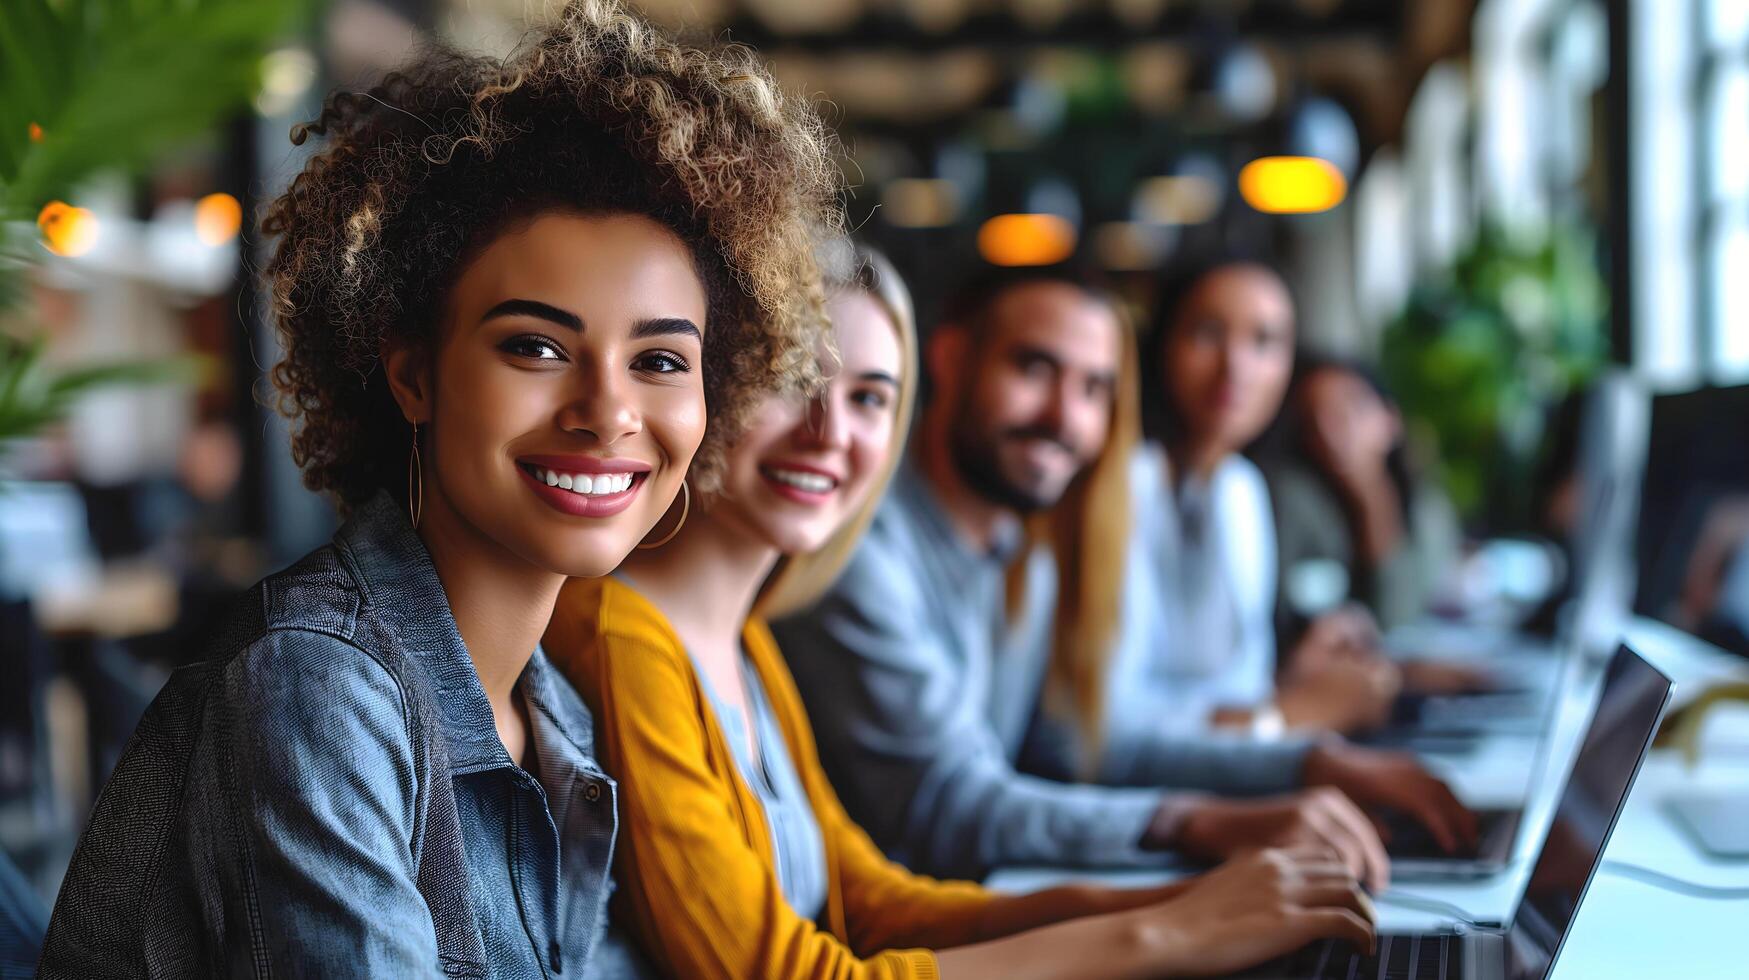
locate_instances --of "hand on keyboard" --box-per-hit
[1142,846,1377,977]
[1303,745,1480,856]
[1174,787,1393,892]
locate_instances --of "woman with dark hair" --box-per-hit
[1029,254,1479,870]
[36,2,840,976]
[1256,353,1462,633]
[1128,255,1399,738]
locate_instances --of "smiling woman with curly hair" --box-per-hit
[37,2,840,976]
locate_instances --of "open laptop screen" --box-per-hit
[1504,646,1672,979]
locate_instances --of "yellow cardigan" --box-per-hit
[544,575,996,980]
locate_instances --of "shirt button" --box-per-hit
[584,781,603,803]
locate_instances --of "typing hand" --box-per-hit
[1303,743,1480,856]
[1143,846,1376,977]
[1276,656,1402,734]
[1289,605,1384,675]
[1398,658,1498,696]
[1169,788,1392,892]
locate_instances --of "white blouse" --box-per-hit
[1105,445,1280,739]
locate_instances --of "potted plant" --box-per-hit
[0,0,308,456]
[1380,219,1609,529]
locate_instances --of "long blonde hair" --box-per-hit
[756,242,919,620]
[1006,304,1142,766]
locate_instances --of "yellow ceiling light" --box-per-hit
[1238,156,1347,214]
[977,213,1076,267]
[194,192,244,246]
[37,201,100,257]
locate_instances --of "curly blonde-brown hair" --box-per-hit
[263,0,841,508]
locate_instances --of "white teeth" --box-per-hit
[579,473,631,496]
[532,467,635,496]
[766,468,835,493]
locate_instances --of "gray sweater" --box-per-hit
[773,463,1310,880]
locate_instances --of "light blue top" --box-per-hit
[774,460,1309,880]
[693,648,829,922]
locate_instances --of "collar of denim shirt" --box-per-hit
[336,491,597,776]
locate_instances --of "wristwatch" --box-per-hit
[1249,703,1287,741]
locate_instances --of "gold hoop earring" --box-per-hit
[407,422,423,530]
[637,479,690,550]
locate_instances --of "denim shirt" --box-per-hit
[38,492,648,979]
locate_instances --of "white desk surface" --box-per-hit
[986,616,1749,979]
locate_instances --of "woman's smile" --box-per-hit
[758,461,842,506]
[517,453,653,518]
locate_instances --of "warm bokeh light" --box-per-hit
[1238,156,1347,214]
[977,213,1077,266]
[37,201,100,257]
[256,47,319,117]
[883,179,960,228]
[1135,174,1222,225]
[1092,221,1171,271]
[194,192,244,246]
[28,122,44,143]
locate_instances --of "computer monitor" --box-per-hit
[1634,382,1749,627]
[1503,646,1672,978]
[1566,374,1649,660]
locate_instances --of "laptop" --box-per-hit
[1237,644,1673,979]
[1365,378,1653,878]
[1377,804,1524,878]
[1373,373,1652,743]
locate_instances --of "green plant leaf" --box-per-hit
[0,0,313,456]
[2,0,310,218]
[1382,217,1608,526]
[0,336,202,443]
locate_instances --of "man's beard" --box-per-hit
[947,406,1078,515]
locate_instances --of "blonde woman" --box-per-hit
[543,245,1375,980]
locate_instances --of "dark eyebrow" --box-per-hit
[631,317,702,341]
[1012,344,1063,368]
[481,299,582,332]
[857,370,900,388]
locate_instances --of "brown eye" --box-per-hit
[500,334,566,361]
[634,351,691,374]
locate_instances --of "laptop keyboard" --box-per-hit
[1273,933,1463,979]
[1383,808,1513,862]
